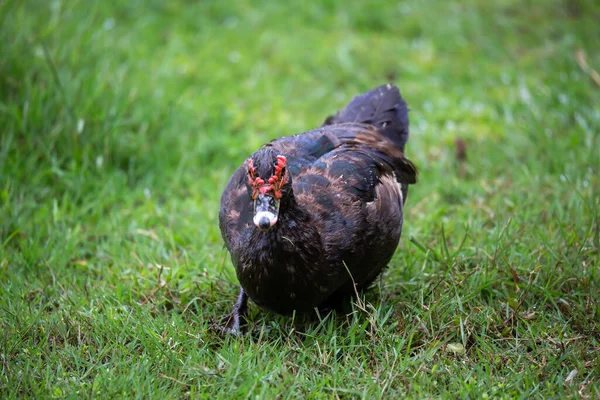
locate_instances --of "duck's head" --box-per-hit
[246,148,292,232]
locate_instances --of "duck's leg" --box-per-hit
[218,287,248,335]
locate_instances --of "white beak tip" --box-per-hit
[253,211,277,231]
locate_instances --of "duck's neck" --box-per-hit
[246,196,320,265]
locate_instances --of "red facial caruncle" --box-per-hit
[247,155,288,199]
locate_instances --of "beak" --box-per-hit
[253,194,280,231]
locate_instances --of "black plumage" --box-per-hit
[218,84,417,333]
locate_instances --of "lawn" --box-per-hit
[1,0,599,398]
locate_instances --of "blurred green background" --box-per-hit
[1,0,599,398]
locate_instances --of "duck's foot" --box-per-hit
[215,312,246,336]
[213,288,248,336]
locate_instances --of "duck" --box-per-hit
[217,84,417,333]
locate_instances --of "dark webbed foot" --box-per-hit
[214,288,248,336]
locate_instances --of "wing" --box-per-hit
[282,124,417,282]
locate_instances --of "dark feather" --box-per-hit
[323,84,410,151]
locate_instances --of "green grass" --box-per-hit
[1,0,600,398]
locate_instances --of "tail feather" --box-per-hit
[323,84,410,151]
